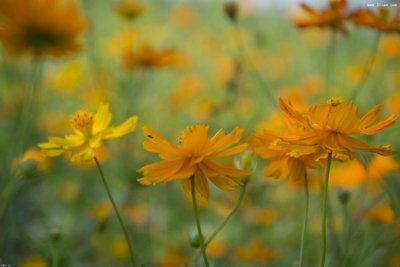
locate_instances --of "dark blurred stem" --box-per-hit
[94,157,137,267]
[325,30,336,99]
[205,182,247,246]
[320,153,332,267]
[232,21,276,107]
[298,171,309,267]
[190,176,210,267]
[340,203,350,266]
[349,32,381,102]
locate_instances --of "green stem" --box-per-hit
[349,32,381,102]
[299,171,309,267]
[325,30,336,99]
[94,157,137,267]
[232,21,276,107]
[190,176,210,267]
[205,183,247,246]
[320,153,332,267]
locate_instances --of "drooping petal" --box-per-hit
[358,105,381,128]
[208,175,242,191]
[263,157,286,179]
[209,127,244,153]
[194,169,210,199]
[137,159,185,185]
[200,160,250,178]
[92,103,112,134]
[338,134,394,155]
[102,115,138,140]
[278,98,310,128]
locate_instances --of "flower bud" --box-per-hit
[224,2,238,22]
[188,232,201,248]
[337,188,350,205]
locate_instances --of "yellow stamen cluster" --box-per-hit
[70,110,94,132]
[327,97,344,106]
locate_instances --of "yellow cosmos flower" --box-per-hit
[115,0,145,20]
[0,0,86,58]
[278,97,397,160]
[137,125,251,200]
[38,104,138,161]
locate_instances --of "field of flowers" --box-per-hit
[1,0,399,266]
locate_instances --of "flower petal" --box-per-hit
[142,125,182,159]
[103,115,138,140]
[194,169,210,199]
[200,160,250,178]
[92,103,112,134]
[208,175,242,191]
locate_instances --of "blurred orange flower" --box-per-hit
[0,0,86,58]
[234,240,279,262]
[123,43,185,70]
[365,203,395,224]
[294,0,349,34]
[18,256,47,267]
[137,125,250,200]
[348,7,400,34]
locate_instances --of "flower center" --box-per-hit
[327,97,344,107]
[71,110,94,134]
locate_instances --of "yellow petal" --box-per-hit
[142,125,182,159]
[359,115,397,135]
[93,103,112,134]
[208,143,248,159]
[103,115,138,140]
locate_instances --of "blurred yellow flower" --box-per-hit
[329,160,366,188]
[115,0,145,20]
[88,201,112,222]
[111,236,130,261]
[18,256,47,267]
[137,125,250,200]
[156,248,188,267]
[367,155,399,185]
[279,97,397,160]
[55,180,80,202]
[382,37,400,58]
[38,104,138,161]
[207,239,227,259]
[0,0,86,58]
[170,5,197,27]
[169,75,202,112]
[348,7,400,34]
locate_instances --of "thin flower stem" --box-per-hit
[94,157,137,267]
[325,30,336,99]
[232,21,276,107]
[299,171,309,267]
[190,176,210,267]
[349,32,381,102]
[205,182,247,246]
[320,153,333,267]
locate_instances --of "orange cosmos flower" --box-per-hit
[294,0,349,34]
[278,97,397,160]
[348,7,400,34]
[123,43,184,70]
[137,125,250,200]
[251,127,324,180]
[0,0,86,58]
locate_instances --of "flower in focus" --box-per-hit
[0,0,86,58]
[294,0,349,34]
[278,97,397,160]
[348,7,400,34]
[137,125,251,200]
[115,0,145,20]
[38,104,138,161]
[122,43,184,70]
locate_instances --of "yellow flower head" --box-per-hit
[137,125,251,200]
[38,104,138,161]
[0,0,86,58]
[278,97,397,160]
[115,0,145,20]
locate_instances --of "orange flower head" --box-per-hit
[137,125,251,200]
[0,0,86,58]
[278,97,397,160]
[348,7,400,34]
[123,43,183,70]
[294,0,349,34]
